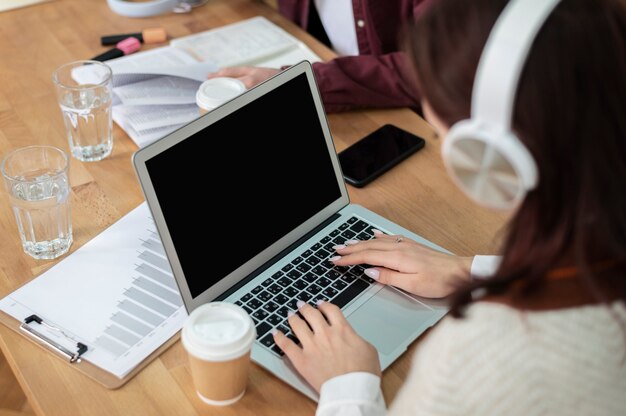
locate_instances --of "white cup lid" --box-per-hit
[182,302,256,361]
[196,77,246,110]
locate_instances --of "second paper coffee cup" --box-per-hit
[182,302,256,406]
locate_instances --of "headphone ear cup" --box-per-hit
[443,120,538,209]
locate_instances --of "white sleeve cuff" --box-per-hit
[316,372,386,416]
[470,255,502,279]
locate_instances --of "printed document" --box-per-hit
[0,203,186,379]
[105,16,321,148]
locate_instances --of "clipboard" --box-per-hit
[0,310,180,389]
[0,203,188,389]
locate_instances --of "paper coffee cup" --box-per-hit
[182,302,256,406]
[196,77,246,115]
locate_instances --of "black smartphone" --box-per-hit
[338,124,426,187]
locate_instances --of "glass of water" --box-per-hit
[1,146,72,260]
[52,60,113,162]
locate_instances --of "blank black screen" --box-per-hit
[145,73,342,298]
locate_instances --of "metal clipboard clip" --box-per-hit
[19,315,88,363]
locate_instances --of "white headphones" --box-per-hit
[443,0,561,209]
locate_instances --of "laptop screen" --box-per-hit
[144,73,342,299]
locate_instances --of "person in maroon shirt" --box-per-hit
[207,0,432,113]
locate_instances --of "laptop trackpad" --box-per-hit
[347,286,436,355]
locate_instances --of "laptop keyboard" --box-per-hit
[234,216,378,356]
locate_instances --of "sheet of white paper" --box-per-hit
[110,61,217,89]
[116,104,199,131]
[70,65,111,86]
[255,42,322,68]
[106,46,199,72]
[70,47,210,87]
[113,107,184,148]
[113,61,218,83]
[0,203,187,378]
[171,16,300,67]
[0,0,50,12]
[97,47,216,88]
[113,77,200,106]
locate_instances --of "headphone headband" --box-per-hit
[472,0,562,128]
[443,0,562,209]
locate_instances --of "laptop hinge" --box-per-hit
[215,212,342,301]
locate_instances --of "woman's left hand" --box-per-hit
[206,66,280,89]
[273,300,381,393]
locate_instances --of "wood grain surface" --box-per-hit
[0,0,507,414]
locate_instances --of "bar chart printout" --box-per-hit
[0,202,188,378]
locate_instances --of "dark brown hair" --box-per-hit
[405,0,626,315]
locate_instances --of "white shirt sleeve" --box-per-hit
[316,372,386,416]
[470,255,502,279]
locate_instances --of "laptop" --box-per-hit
[132,61,448,401]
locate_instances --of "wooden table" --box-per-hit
[0,1,507,414]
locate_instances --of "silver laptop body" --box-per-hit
[133,61,448,401]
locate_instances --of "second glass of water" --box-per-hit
[1,146,72,260]
[52,60,113,162]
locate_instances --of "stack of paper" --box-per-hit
[105,49,216,147]
[105,16,321,148]
[0,203,186,379]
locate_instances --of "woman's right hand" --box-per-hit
[273,301,381,393]
[331,230,473,298]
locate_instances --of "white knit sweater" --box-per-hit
[317,301,626,415]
